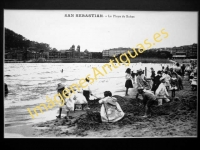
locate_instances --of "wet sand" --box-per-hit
[4,76,197,138]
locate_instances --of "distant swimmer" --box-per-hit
[61,69,63,73]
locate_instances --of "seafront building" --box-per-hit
[5,45,94,61]
[5,43,197,61]
[102,43,197,59]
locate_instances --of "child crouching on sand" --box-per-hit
[99,91,125,122]
[155,76,170,106]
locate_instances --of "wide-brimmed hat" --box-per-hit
[56,83,65,90]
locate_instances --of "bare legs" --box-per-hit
[125,88,129,96]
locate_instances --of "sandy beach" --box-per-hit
[4,9,198,139]
[4,74,197,138]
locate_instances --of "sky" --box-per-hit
[4,10,198,52]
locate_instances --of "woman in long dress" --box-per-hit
[99,91,124,122]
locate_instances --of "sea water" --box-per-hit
[4,63,174,126]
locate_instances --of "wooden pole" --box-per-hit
[145,67,147,76]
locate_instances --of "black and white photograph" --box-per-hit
[4,10,198,138]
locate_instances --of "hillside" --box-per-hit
[5,28,54,53]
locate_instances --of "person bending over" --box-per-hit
[137,87,157,117]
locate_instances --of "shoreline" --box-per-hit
[5,58,177,63]
[5,58,196,64]
[4,77,197,138]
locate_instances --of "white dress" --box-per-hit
[191,77,197,86]
[99,96,125,122]
[74,92,88,104]
[164,74,171,87]
[65,94,76,111]
[155,83,169,98]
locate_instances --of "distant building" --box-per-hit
[102,48,131,58]
[53,45,92,59]
[171,44,197,58]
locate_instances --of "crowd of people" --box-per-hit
[55,60,197,122]
[125,60,197,117]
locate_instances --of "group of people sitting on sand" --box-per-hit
[55,77,125,123]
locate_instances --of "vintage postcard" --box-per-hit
[4,10,198,138]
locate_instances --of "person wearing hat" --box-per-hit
[125,68,133,96]
[56,83,77,120]
[155,76,170,106]
[99,91,124,122]
[56,83,66,119]
[137,87,157,117]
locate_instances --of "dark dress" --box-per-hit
[125,74,133,88]
[83,90,90,101]
[150,71,155,80]
[151,75,161,92]
[125,80,133,88]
